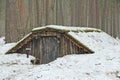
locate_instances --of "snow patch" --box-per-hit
[0,26,120,80]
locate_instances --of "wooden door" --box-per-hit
[36,36,60,64]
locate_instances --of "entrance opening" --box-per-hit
[36,36,60,64]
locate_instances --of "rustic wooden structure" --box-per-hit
[6,25,95,64]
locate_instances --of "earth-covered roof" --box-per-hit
[6,25,117,54]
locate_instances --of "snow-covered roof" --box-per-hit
[32,25,101,32]
[6,25,120,53]
[32,25,120,52]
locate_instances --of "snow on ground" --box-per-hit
[11,48,120,80]
[0,53,35,80]
[0,37,5,45]
[0,37,16,55]
[0,32,120,80]
[0,43,16,55]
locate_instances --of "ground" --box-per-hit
[0,35,120,80]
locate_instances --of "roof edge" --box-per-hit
[32,25,102,33]
[6,25,101,54]
[5,32,32,54]
[67,33,94,53]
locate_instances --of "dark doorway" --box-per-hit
[36,36,60,64]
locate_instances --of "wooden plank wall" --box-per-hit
[16,31,88,64]
[5,0,120,42]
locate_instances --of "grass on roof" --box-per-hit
[82,29,101,33]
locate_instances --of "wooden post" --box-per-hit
[25,48,31,58]
[80,48,84,54]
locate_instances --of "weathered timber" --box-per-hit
[6,26,94,64]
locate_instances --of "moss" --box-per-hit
[32,27,101,33]
[82,29,101,33]
[32,27,70,34]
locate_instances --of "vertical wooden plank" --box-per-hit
[34,37,39,58]
[31,39,34,56]
[42,37,46,63]
[40,37,43,63]
[69,39,72,54]
[62,35,65,55]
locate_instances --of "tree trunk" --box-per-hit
[0,0,6,37]
[5,0,120,42]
